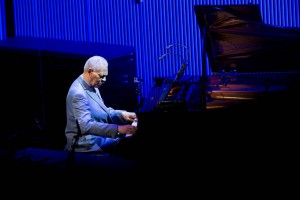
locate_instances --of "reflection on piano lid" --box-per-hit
[194,4,300,110]
[194,4,300,73]
[137,76,199,112]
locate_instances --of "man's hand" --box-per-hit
[118,124,138,136]
[121,111,137,122]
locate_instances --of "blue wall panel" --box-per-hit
[0,0,6,39]
[1,0,300,100]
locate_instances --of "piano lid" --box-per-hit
[194,5,300,73]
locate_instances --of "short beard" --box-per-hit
[95,82,103,88]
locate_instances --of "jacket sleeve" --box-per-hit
[72,92,119,138]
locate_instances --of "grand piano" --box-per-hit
[194,4,300,111]
[127,6,300,180]
[139,4,300,114]
[136,4,300,157]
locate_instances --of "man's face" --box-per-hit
[89,67,108,88]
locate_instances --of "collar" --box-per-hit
[79,75,96,92]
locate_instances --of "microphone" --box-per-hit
[158,52,188,81]
[165,43,190,64]
[165,43,189,51]
[158,52,187,65]
[158,44,189,82]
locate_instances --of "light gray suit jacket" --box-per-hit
[64,75,127,152]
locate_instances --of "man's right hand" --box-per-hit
[118,124,138,136]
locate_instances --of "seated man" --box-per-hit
[64,55,138,157]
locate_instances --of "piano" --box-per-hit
[133,4,300,154]
[119,5,300,179]
[139,4,300,114]
[134,4,300,160]
[193,4,300,111]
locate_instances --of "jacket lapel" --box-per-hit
[77,76,112,118]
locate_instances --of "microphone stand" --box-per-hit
[158,52,188,103]
[165,44,191,65]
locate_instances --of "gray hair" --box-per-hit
[84,56,108,72]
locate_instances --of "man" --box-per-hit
[64,55,138,155]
